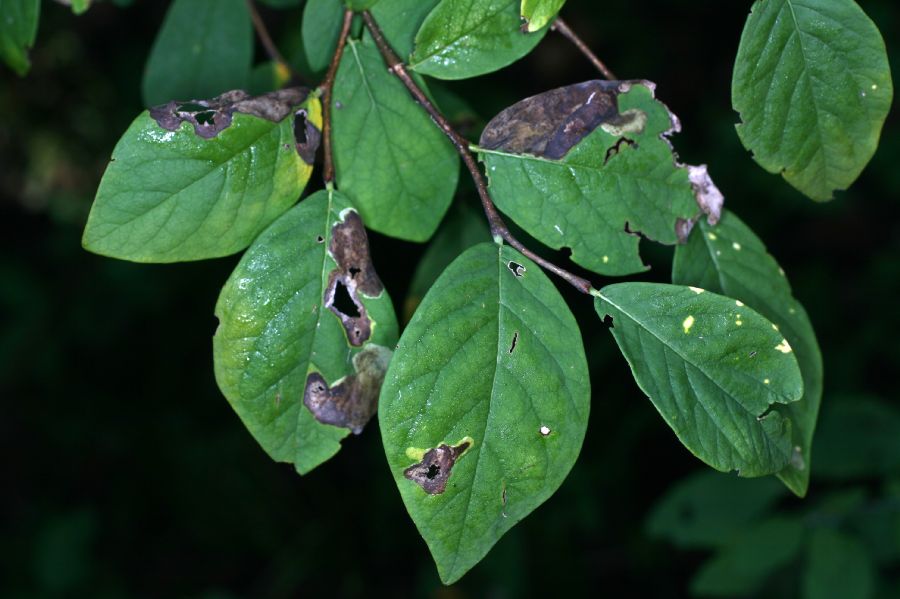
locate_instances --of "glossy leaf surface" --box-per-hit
[380,242,589,583]
[673,210,822,496]
[83,90,320,262]
[732,0,893,200]
[332,37,459,241]
[214,189,398,474]
[410,0,549,80]
[596,283,803,477]
[520,0,565,32]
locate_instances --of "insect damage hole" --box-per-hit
[293,109,308,144]
[507,261,526,277]
[403,440,472,495]
[508,331,519,354]
[332,280,361,318]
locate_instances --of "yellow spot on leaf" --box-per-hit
[872,84,878,90]
[683,315,695,334]
[732,242,742,251]
[772,324,779,331]
[775,339,793,354]
[735,300,744,307]
[602,255,609,264]
[764,378,770,385]
[405,447,426,461]
[707,232,717,240]
[736,320,743,326]
[689,286,704,294]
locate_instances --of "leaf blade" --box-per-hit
[732,0,893,200]
[520,0,565,33]
[380,242,589,583]
[0,0,39,76]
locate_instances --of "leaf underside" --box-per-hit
[732,0,893,201]
[380,242,589,583]
[597,282,804,477]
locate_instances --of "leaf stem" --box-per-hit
[360,11,595,296]
[552,17,617,80]
[244,0,302,83]
[321,9,354,185]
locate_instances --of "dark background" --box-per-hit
[2,0,898,597]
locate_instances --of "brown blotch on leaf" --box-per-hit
[303,344,391,434]
[324,211,384,346]
[293,108,321,165]
[479,80,642,160]
[149,87,310,140]
[404,441,472,495]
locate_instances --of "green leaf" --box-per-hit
[0,0,39,76]
[259,0,301,7]
[596,283,804,477]
[732,0,893,201]
[83,90,321,263]
[479,80,721,276]
[672,210,822,497]
[380,242,590,584]
[344,0,379,10]
[370,0,440,60]
[332,37,459,242]
[404,202,490,322]
[646,470,786,550]
[142,0,253,106]
[302,0,344,73]
[691,517,805,597]
[520,0,565,32]
[410,0,549,80]
[803,529,875,599]
[813,396,900,480]
[214,189,399,474]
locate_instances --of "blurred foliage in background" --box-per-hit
[1,0,898,596]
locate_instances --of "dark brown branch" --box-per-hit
[245,0,302,83]
[321,9,354,185]
[361,11,594,296]
[552,17,617,80]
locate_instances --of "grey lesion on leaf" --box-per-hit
[324,211,384,347]
[149,87,314,142]
[403,439,472,495]
[303,344,392,434]
[479,80,645,160]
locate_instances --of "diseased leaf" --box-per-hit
[0,0,39,76]
[520,0,565,32]
[370,0,440,60]
[332,37,459,242]
[380,242,590,584]
[673,210,822,497]
[410,0,549,80]
[214,189,399,474]
[142,0,253,106]
[646,470,786,550]
[83,89,320,263]
[732,0,893,201]
[691,517,805,597]
[803,529,875,599]
[404,203,490,322]
[479,80,723,276]
[596,283,803,477]
[302,0,344,73]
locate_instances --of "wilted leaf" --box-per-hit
[214,189,398,474]
[380,242,590,583]
[332,36,459,242]
[480,80,722,276]
[142,0,253,106]
[691,517,805,597]
[732,0,893,201]
[596,283,803,476]
[83,89,320,262]
[410,0,549,80]
[520,0,565,32]
[0,0,39,76]
[673,210,822,497]
[646,470,786,549]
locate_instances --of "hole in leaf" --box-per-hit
[507,261,526,277]
[604,137,636,165]
[426,464,440,479]
[508,331,519,354]
[176,102,208,112]
[316,235,324,243]
[293,109,308,144]
[601,314,614,329]
[349,266,361,278]
[332,280,360,318]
